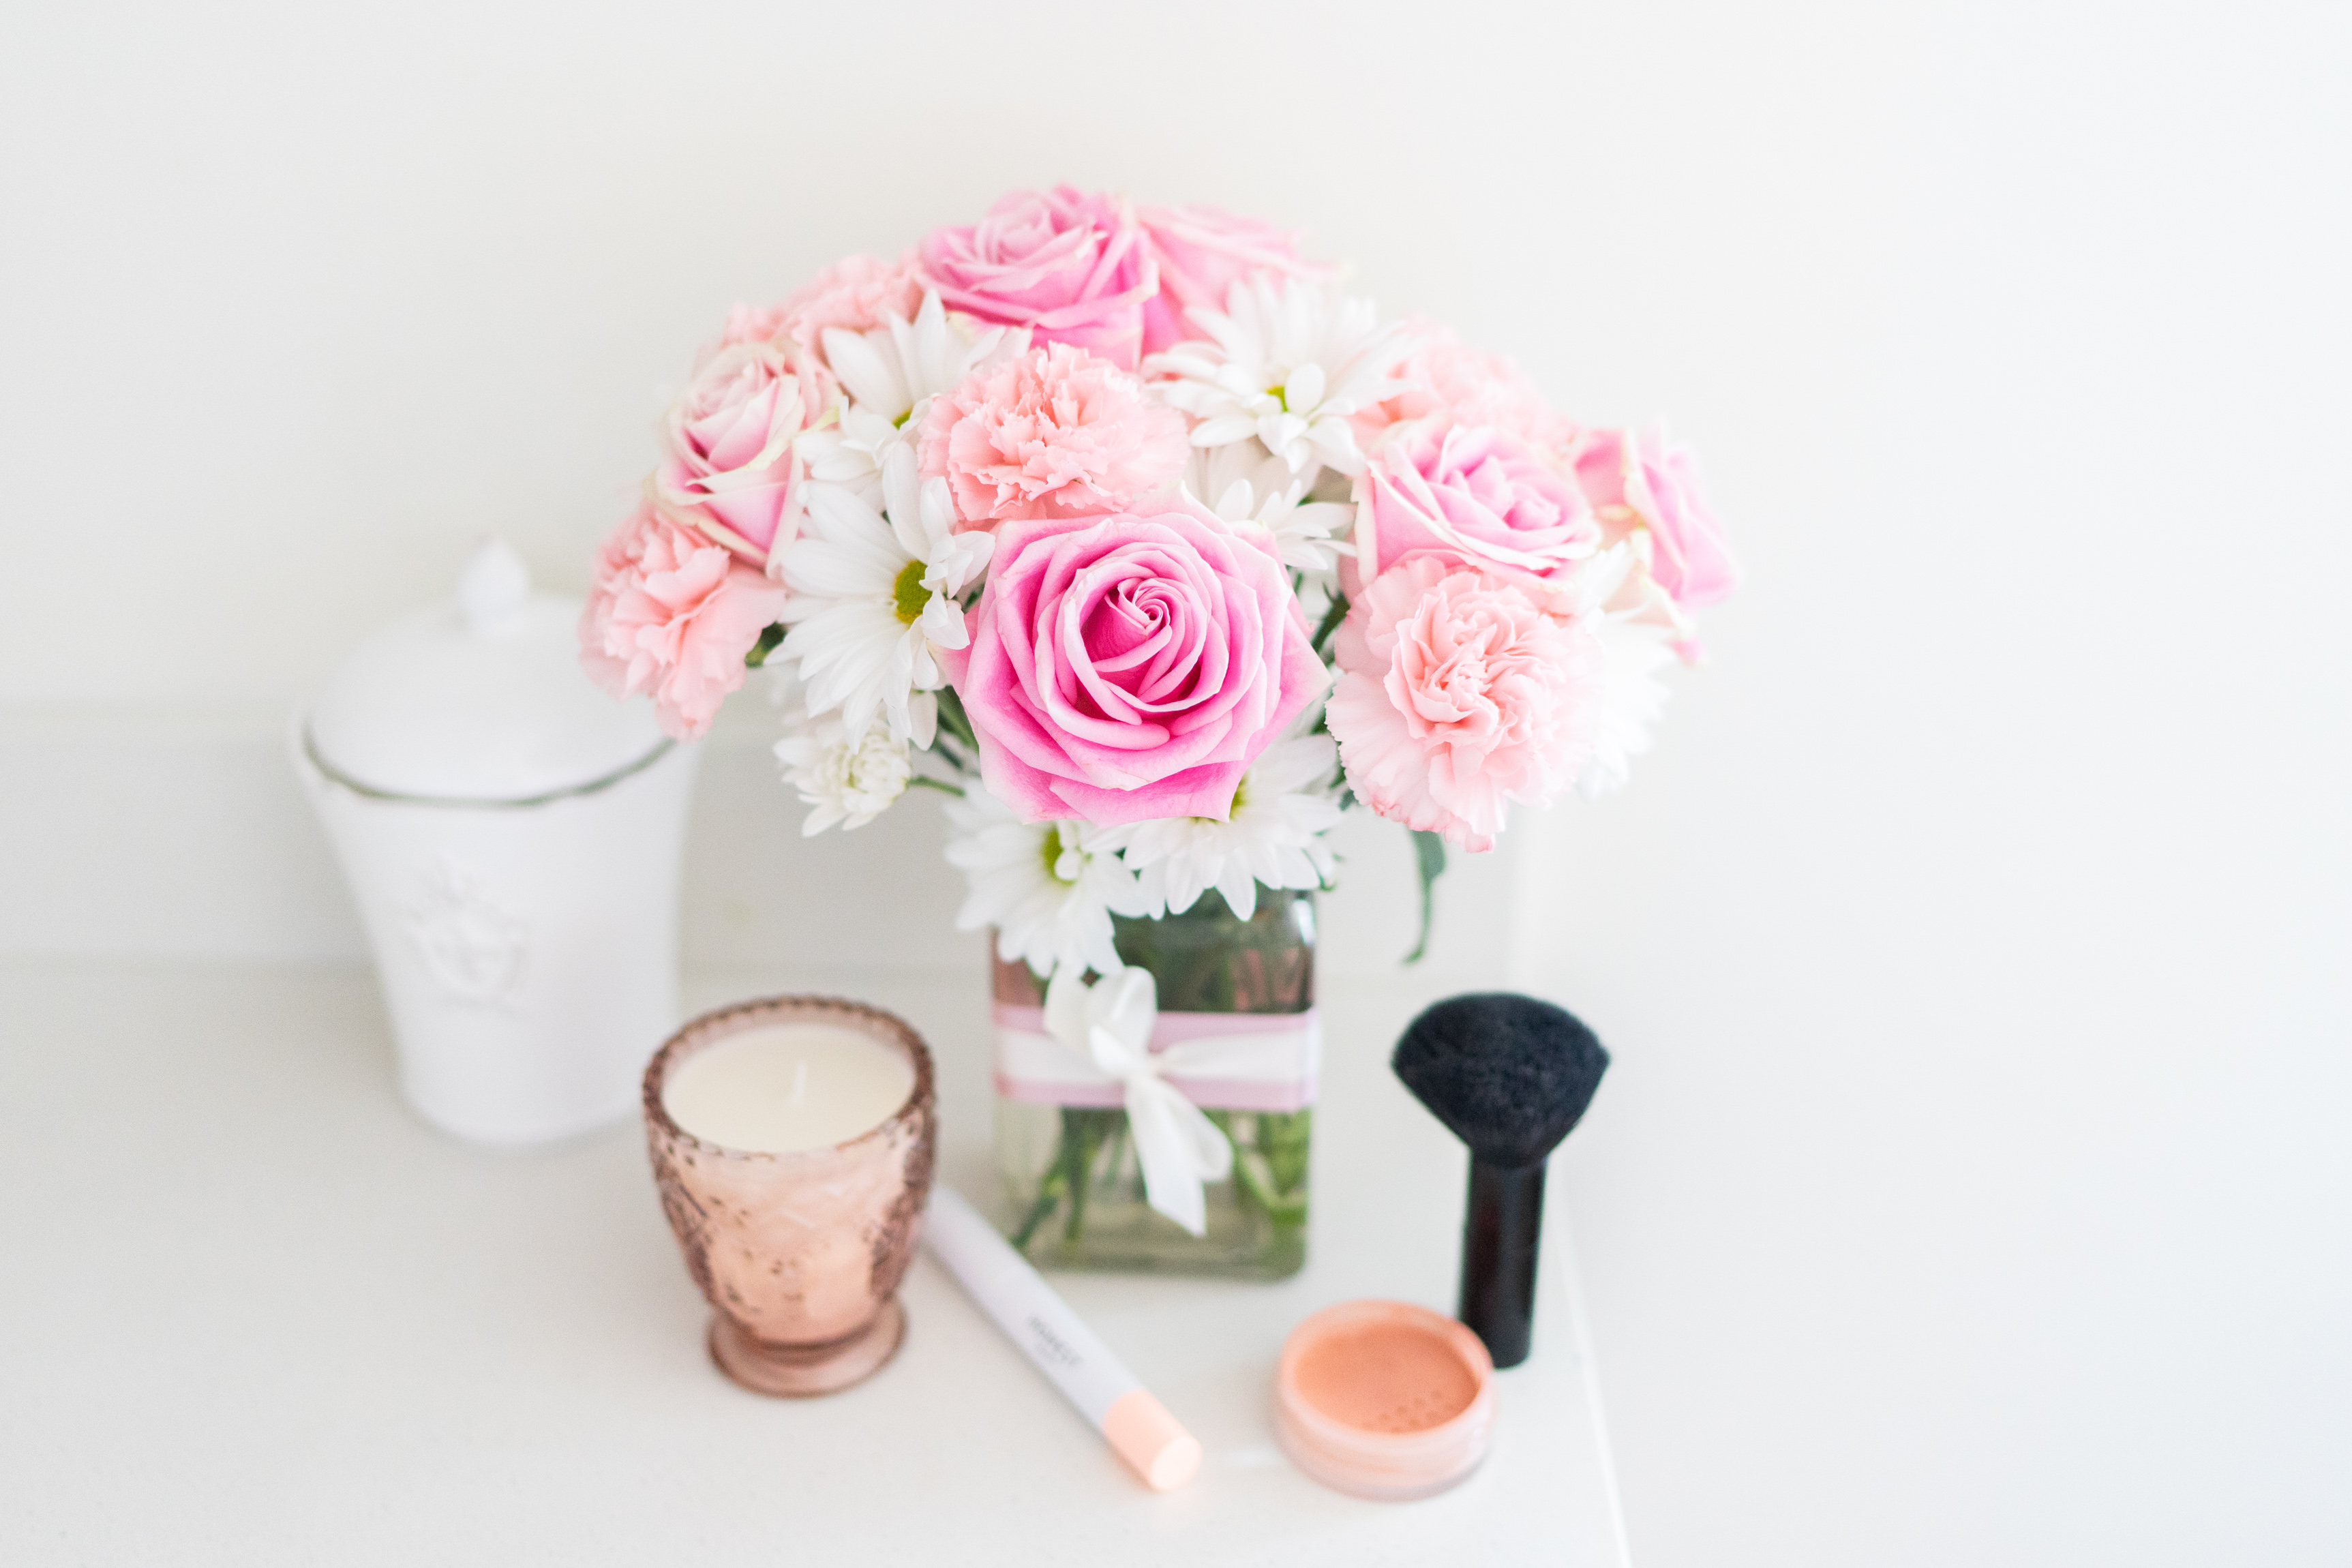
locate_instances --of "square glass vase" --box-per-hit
[991,888,1316,1280]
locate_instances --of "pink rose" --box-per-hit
[1326,554,1605,851]
[917,342,1188,532]
[1135,203,1332,356]
[1351,421,1601,590]
[941,495,1328,824]
[918,187,1158,372]
[1568,429,1738,611]
[579,507,788,740]
[652,340,830,572]
[1359,320,1579,451]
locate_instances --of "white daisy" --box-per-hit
[1094,734,1344,921]
[1576,612,1675,799]
[1184,440,1356,583]
[774,700,913,836]
[779,446,993,748]
[1145,277,1415,476]
[1532,541,1677,799]
[944,784,1156,980]
[798,290,1027,496]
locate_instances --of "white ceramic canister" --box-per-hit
[296,541,701,1145]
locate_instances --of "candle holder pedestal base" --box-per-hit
[707,1297,906,1398]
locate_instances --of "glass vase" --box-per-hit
[991,889,1316,1280]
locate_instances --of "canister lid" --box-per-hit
[307,539,667,803]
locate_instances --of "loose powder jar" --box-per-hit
[1273,1299,1498,1500]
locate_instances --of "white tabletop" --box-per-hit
[0,959,1627,1566]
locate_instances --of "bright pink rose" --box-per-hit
[1569,429,1738,611]
[941,495,1328,824]
[918,187,1158,372]
[918,342,1188,532]
[579,507,788,740]
[1359,320,1579,451]
[1135,203,1332,356]
[652,340,830,572]
[1326,554,1604,851]
[1351,421,1601,592]
[755,252,926,367]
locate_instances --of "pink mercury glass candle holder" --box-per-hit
[643,997,937,1398]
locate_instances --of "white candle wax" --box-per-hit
[662,1022,916,1154]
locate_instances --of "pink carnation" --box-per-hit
[918,187,1158,372]
[1327,554,1605,851]
[652,339,830,571]
[918,342,1188,532]
[941,494,1327,825]
[1136,204,1332,356]
[579,507,788,740]
[1350,421,1601,590]
[1359,320,1578,451]
[1568,429,1738,612]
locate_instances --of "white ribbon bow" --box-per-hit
[1042,966,1235,1237]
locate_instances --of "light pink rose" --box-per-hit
[652,339,830,572]
[579,507,788,740]
[1568,429,1738,611]
[1359,319,1579,451]
[918,187,1158,372]
[751,252,926,367]
[1135,203,1333,356]
[1349,421,1601,593]
[719,301,791,348]
[1326,554,1605,851]
[917,342,1188,532]
[941,494,1328,824]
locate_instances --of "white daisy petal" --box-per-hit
[822,328,907,417]
[1189,414,1261,448]
[1306,419,1365,474]
[905,689,938,752]
[1284,361,1326,411]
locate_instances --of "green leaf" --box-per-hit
[744,622,786,667]
[933,682,980,752]
[1310,591,1351,658]
[1404,829,1447,965]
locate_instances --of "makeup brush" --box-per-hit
[1392,993,1609,1369]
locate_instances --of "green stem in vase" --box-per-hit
[1209,1111,1249,1220]
[1064,1108,1124,1243]
[1057,1109,1089,1243]
[1100,1116,1129,1198]
[1010,1154,1068,1250]
[1261,1109,1312,1230]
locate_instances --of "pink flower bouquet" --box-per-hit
[583,184,1737,971]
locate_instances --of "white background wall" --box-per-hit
[4,3,2347,1564]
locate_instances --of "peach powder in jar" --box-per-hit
[1274,1299,1497,1500]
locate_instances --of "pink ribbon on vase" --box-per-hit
[992,1005,1322,1113]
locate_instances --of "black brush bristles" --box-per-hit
[1392,993,1609,1368]
[1391,993,1608,1169]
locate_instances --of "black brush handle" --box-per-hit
[1459,1156,1546,1368]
